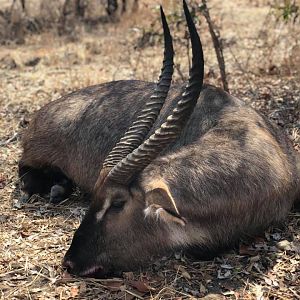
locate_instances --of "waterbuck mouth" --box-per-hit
[62,258,106,278]
[79,265,105,278]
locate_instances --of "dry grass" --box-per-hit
[0,0,299,299]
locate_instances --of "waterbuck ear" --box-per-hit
[144,186,186,227]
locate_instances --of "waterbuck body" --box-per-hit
[19,1,300,277]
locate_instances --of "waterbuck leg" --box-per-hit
[19,165,54,201]
[50,177,74,204]
[186,244,236,261]
[18,164,73,203]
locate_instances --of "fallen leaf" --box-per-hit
[220,264,233,270]
[123,271,134,280]
[0,215,9,223]
[30,288,43,293]
[199,282,207,294]
[222,291,235,296]
[174,265,192,280]
[79,282,87,293]
[61,271,73,279]
[70,285,79,298]
[217,269,232,279]
[239,244,257,256]
[104,280,124,291]
[271,233,281,240]
[20,231,31,238]
[276,240,293,251]
[201,294,225,300]
[254,236,266,243]
[129,280,154,293]
[264,277,273,286]
[249,255,260,263]
[0,173,6,188]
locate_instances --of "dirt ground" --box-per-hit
[0,0,299,299]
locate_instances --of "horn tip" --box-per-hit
[183,0,188,10]
[183,0,191,20]
[160,5,165,19]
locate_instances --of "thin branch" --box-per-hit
[174,63,186,82]
[200,0,229,92]
[0,132,19,147]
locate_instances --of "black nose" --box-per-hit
[62,258,74,273]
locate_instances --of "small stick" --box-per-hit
[0,132,19,146]
[125,289,144,300]
[200,0,229,92]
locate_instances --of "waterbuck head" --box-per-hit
[63,0,204,277]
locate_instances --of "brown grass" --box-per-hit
[0,0,299,299]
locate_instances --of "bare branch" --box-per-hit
[200,0,229,92]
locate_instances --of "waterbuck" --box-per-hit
[19,0,300,278]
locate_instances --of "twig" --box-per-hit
[0,267,25,277]
[289,288,300,299]
[200,0,229,92]
[0,132,19,147]
[174,64,186,82]
[125,289,144,299]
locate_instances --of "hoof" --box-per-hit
[50,184,66,204]
[19,192,30,203]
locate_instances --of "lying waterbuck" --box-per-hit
[19,1,300,277]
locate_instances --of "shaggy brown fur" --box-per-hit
[19,80,300,276]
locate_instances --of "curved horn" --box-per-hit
[107,0,204,184]
[102,6,174,169]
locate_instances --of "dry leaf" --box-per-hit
[61,271,73,279]
[199,283,208,294]
[276,240,293,251]
[123,271,134,280]
[20,231,31,238]
[220,264,233,270]
[217,269,231,279]
[0,173,6,188]
[254,236,266,243]
[70,285,79,298]
[129,280,153,293]
[264,277,273,286]
[239,244,257,256]
[222,291,235,296]
[201,294,225,300]
[79,282,87,293]
[104,280,124,291]
[174,265,192,280]
[249,255,260,263]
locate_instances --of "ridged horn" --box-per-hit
[107,0,204,184]
[102,6,174,169]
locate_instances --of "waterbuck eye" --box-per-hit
[110,200,126,212]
